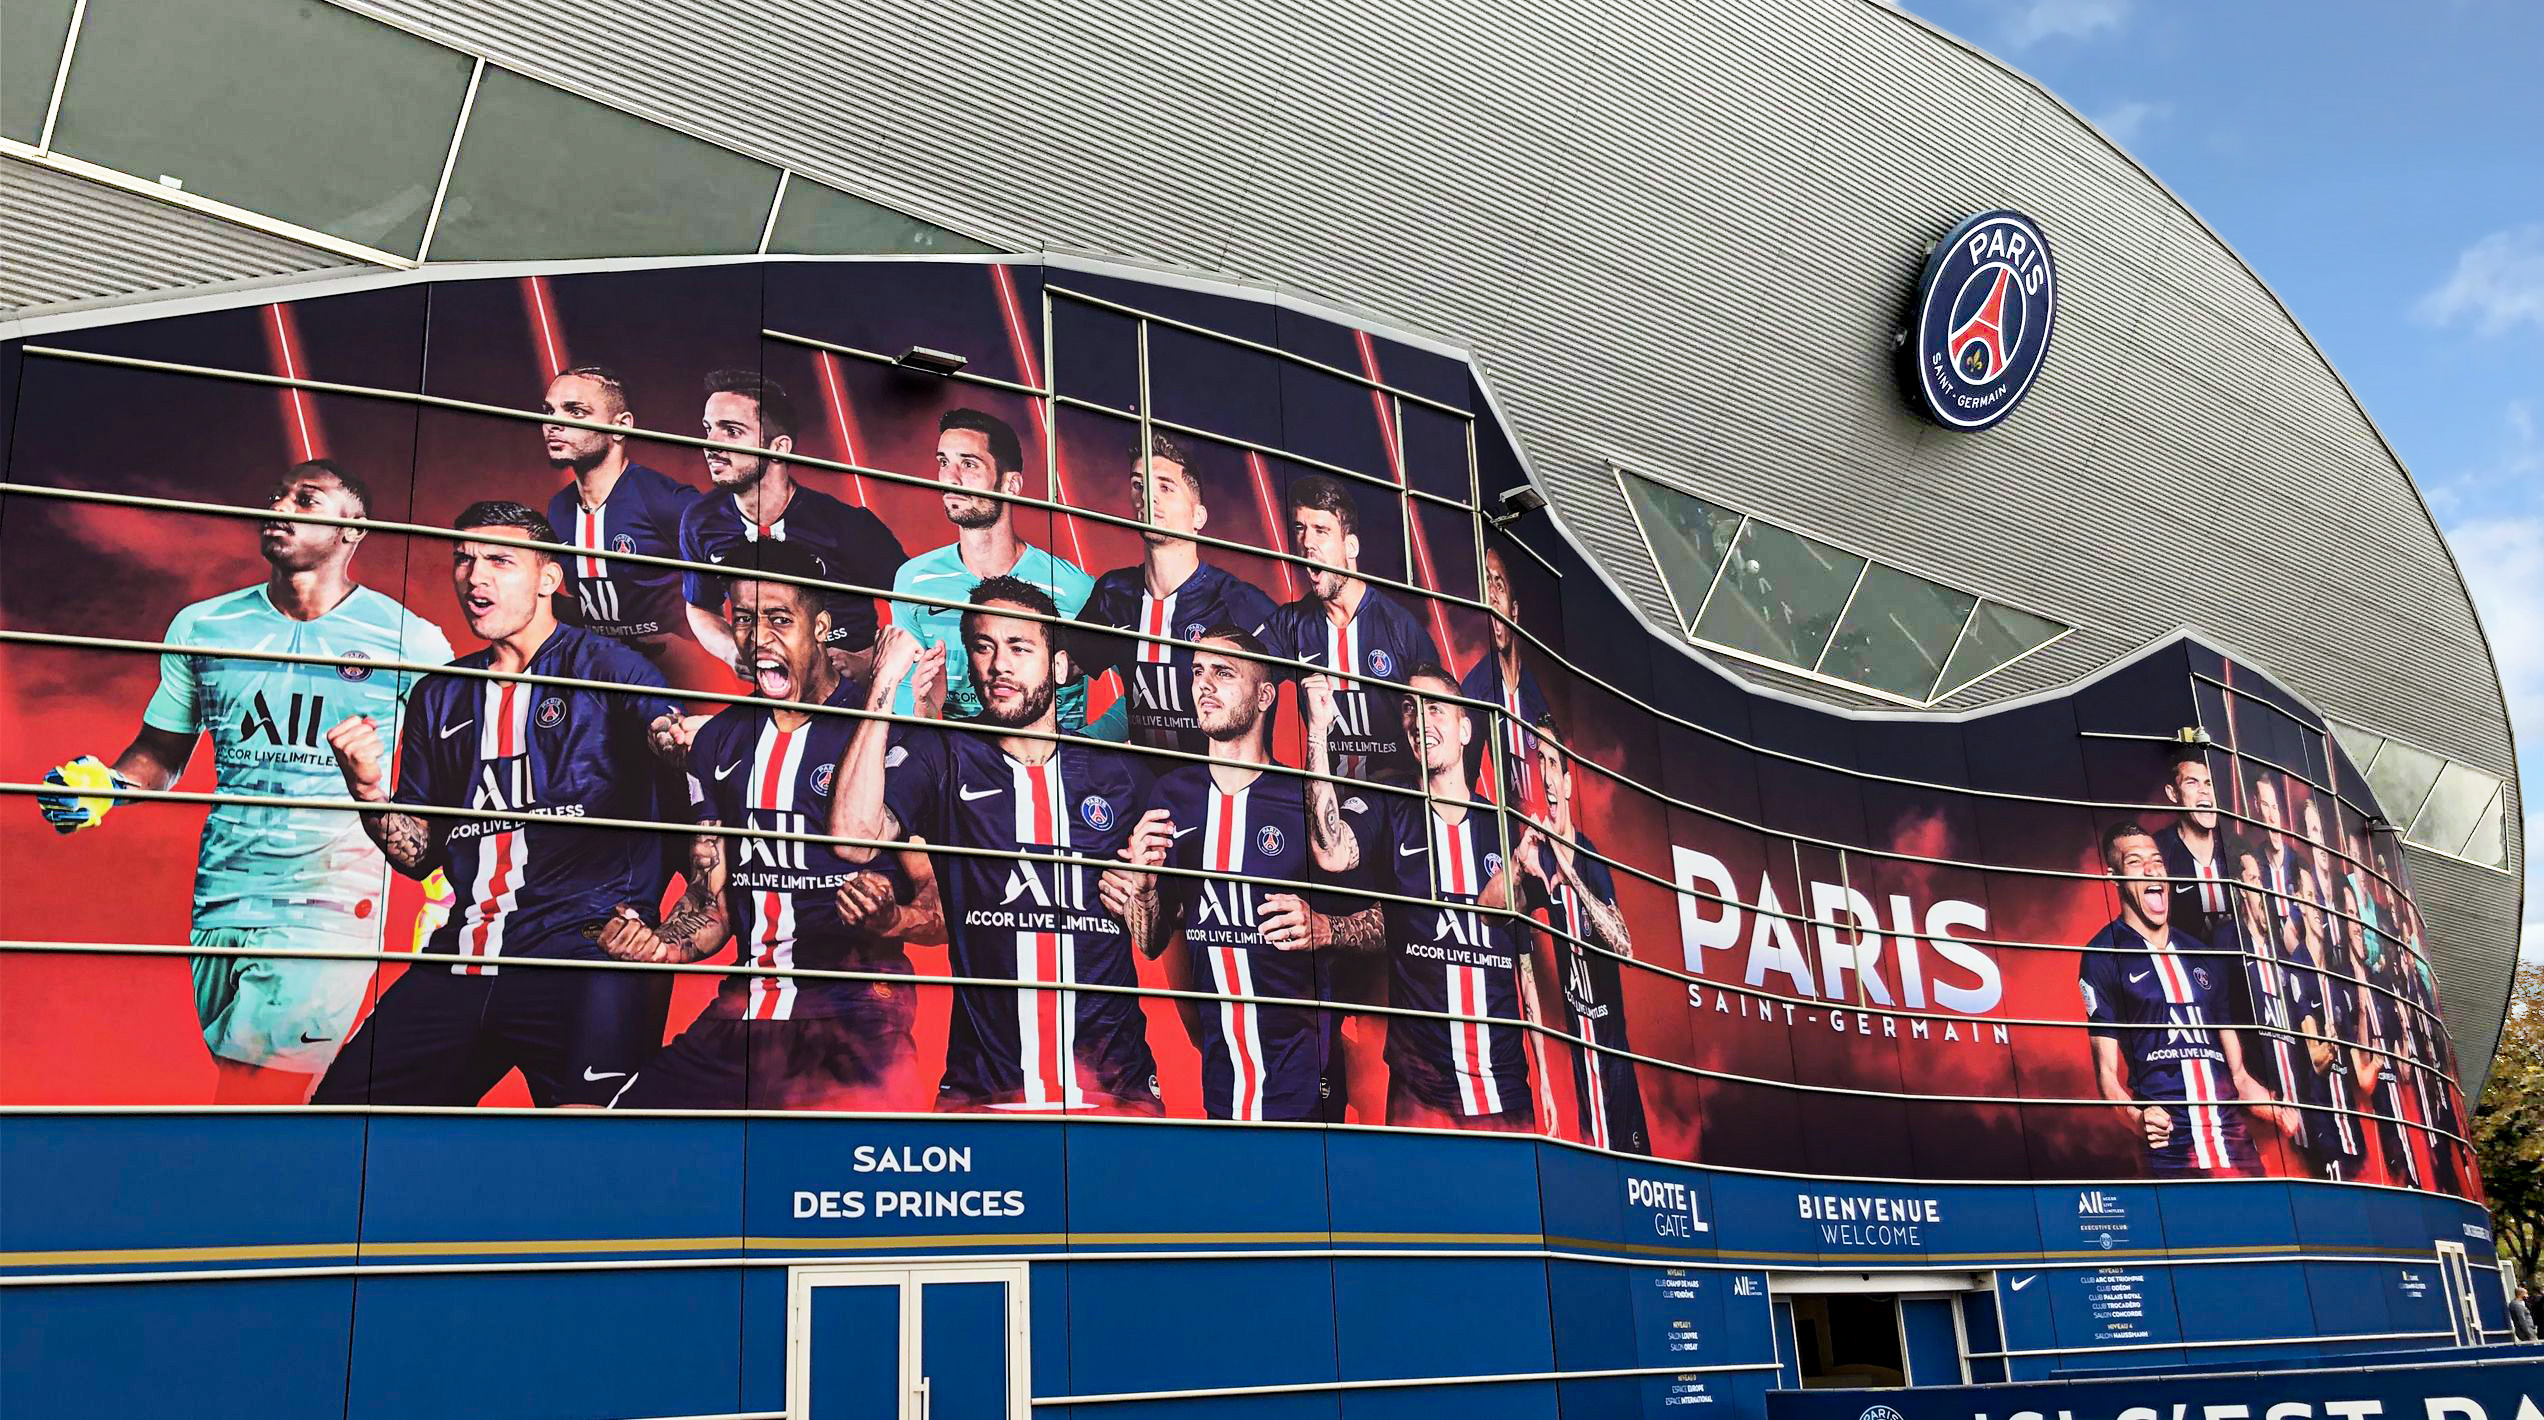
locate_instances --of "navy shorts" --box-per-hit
[311,958,671,1108]
[612,981,920,1111]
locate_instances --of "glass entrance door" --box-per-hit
[2434,1242,2482,1346]
[787,1263,1031,1420]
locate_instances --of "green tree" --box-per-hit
[2476,961,2544,1286]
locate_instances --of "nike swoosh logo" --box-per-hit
[1172,825,1203,839]
[1399,843,1426,857]
[2009,1274,2036,1292]
[714,761,743,780]
[299,1031,334,1045]
[959,785,1000,801]
[582,1068,629,1083]
[2128,970,2152,984]
[438,720,474,739]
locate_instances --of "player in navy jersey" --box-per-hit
[1111,624,1379,1120]
[1460,546,1552,813]
[310,501,688,1107]
[1262,473,1441,787]
[2343,884,2423,1189]
[1075,433,1279,756]
[2286,866,2371,1180]
[2078,822,2283,1177]
[541,366,700,655]
[679,370,906,685]
[2154,748,2232,945]
[1518,711,1649,1154]
[830,577,1162,1112]
[2219,836,2312,1170]
[1325,662,1538,1130]
[596,543,943,1110]
[2248,771,2306,947]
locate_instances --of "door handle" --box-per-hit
[917,1373,931,1420]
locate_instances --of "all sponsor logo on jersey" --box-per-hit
[236,690,329,748]
[1079,794,1115,831]
[1899,210,2057,432]
[1256,824,1284,857]
[337,649,374,682]
[536,696,567,729]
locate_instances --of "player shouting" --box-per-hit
[36,461,451,1104]
[310,501,685,1107]
[600,542,942,1109]
[831,578,1160,1111]
[1263,474,1440,786]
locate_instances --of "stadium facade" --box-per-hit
[0,2,2526,1418]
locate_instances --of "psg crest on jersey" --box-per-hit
[610,533,636,554]
[1367,648,1395,677]
[536,696,567,729]
[336,648,373,682]
[1900,210,2057,432]
[810,762,835,797]
[1079,794,1115,831]
[1256,825,1284,857]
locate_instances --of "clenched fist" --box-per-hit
[326,715,391,802]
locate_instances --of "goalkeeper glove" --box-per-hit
[37,755,137,834]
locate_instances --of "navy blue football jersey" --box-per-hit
[1525,831,1649,1154]
[1342,792,1530,1119]
[1149,763,1342,1121]
[2078,919,2254,1175]
[1077,561,1280,755]
[679,483,908,651]
[1459,654,1551,810]
[547,463,699,645]
[2215,912,2307,1105]
[393,625,683,968]
[881,726,1159,1110]
[1263,586,1441,786]
[2287,939,2366,1174]
[2156,826,2233,947]
[687,677,911,1020]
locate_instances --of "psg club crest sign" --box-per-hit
[1900,210,2058,432]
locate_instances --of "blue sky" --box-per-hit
[1896,0,2542,955]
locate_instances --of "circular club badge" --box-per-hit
[1902,210,2057,432]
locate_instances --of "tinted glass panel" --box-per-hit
[1932,600,2065,697]
[1820,562,1975,700]
[47,0,473,255]
[2458,785,2508,868]
[2327,720,2386,775]
[1618,472,1739,627]
[766,175,993,255]
[1693,518,1865,668]
[1,0,76,143]
[2361,735,2445,829]
[2406,761,2498,855]
[428,68,778,260]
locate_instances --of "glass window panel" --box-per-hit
[2,0,77,143]
[47,0,472,256]
[2327,720,2386,777]
[1819,562,1976,700]
[2457,785,2508,868]
[2405,762,2498,856]
[1618,472,1740,628]
[1932,600,2065,698]
[2360,735,2445,829]
[427,68,779,260]
[766,176,992,255]
[1693,519,1866,668]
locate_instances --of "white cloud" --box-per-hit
[2092,99,2169,147]
[2414,223,2544,336]
[2004,0,2129,48]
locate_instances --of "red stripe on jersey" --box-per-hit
[1026,762,1064,1107]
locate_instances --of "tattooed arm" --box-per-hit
[325,713,442,878]
[596,831,731,964]
[1300,675,1359,873]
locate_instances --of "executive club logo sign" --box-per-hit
[1899,210,2058,432]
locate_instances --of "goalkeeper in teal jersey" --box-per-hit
[35,462,452,1102]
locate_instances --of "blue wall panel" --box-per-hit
[1064,1258,1339,1394]
[1340,1379,1559,1420]
[2,1277,354,1420]
[1331,1257,1553,1382]
[0,1115,365,1265]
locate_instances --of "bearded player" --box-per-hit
[831,577,1160,1111]
[1113,625,1377,1121]
[1076,434,1279,755]
[310,501,686,1106]
[1460,545,1552,812]
[2078,822,2285,1177]
[1518,711,1649,1154]
[599,542,942,1109]
[540,366,700,656]
[1263,474,1441,786]
[35,461,452,1104]
[1324,663,1539,1130]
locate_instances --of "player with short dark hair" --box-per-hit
[887,408,1101,731]
[1460,546,1552,812]
[600,540,942,1109]
[1322,662,1537,1130]
[1111,624,1377,1120]
[1263,473,1441,785]
[1518,711,1649,1154]
[2286,864,2370,1180]
[679,370,906,684]
[2155,747,2232,943]
[2345,882,2423,1190]
[1076,434,1279,754]
[34,461,451,1104]
[2078,821,2280,1177]
[830,577,1161,1111]
[309,501,687,1106]
[541,366,701,656]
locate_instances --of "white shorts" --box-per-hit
[191,927,376,1073]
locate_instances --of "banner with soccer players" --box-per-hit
[0,256,2477,1200]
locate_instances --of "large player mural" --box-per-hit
[0,258,2477,1199]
